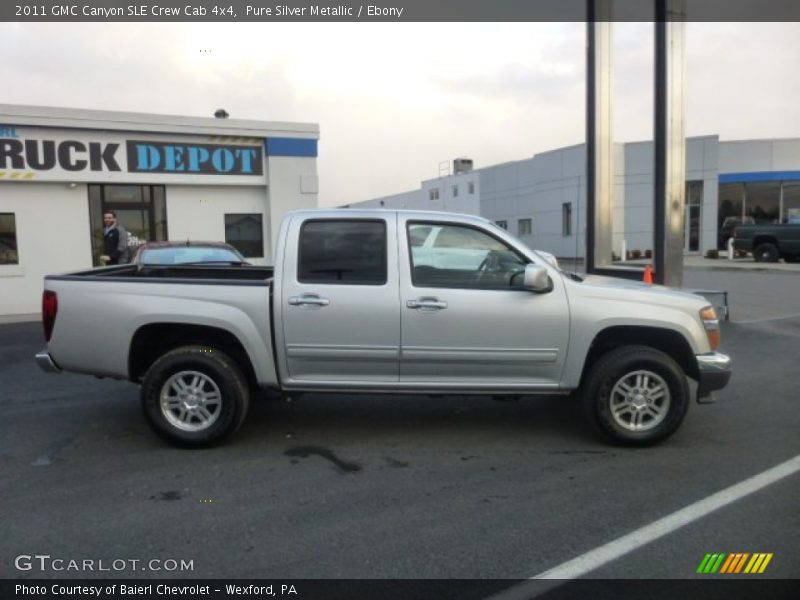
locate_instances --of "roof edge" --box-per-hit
[0,104,319,139]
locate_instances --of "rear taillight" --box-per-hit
[42,290,58,342]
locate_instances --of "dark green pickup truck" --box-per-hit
[732,223,800,262]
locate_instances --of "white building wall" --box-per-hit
[480,145,588,259]
[620,141,653,255]
[0,182,93,316]
[771,140,800,171]
[688,136,720,255]
[619,136,720,256]
[352,171,480,216]
[719,139,800,173]
[164,185,269,264]
[611,143,626,260]
[352,188,426,210]
[266,155,318,261]
[351,136,799,261]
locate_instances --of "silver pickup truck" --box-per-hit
[36,209,731,447]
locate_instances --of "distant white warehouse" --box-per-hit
[348,136,800,260]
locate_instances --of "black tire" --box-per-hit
[582,345,690,446]
[753,243,779,263]
[141,345,249,447]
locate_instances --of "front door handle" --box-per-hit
[289,294,330,308]
[407,297,448,311]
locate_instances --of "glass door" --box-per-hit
[684,181,703,254]
[88,185,168,265]
[684,205,700,253]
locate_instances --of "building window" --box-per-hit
[686,180,703,206]
[225,214,264,258]
[518,218,532,236]
[0,213,19,265]
[745,182,780,224]
[452,185,459,197]
[429,188,440,201]
[562,203,572,237]
[495,220,508,230]
[468,182,475,195]
[784,182,800,222]
[718,183,744,230]
[298,220,387,285]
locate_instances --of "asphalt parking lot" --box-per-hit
[1,268,798,592]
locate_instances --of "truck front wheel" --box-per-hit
[141,345,250,447]
[582,345,689,446]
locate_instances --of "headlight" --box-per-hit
[700,306,720,350]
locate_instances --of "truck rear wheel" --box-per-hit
[141,345,249,447]
[753,242,779,263]
[582,345,689,446]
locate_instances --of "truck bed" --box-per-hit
[43,264,278,385]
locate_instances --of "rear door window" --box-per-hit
[298,220,387,285]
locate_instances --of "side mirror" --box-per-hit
[523,263,552,293]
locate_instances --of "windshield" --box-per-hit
[141,246,244,265]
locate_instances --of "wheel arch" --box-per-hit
[579,325,698,388]
[129,323,258,390]
[753,236,779,250]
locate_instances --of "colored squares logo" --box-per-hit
[697,553,773,574]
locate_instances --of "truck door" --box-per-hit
[399,217,569,388]
[279,214,401,384]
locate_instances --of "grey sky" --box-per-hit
[1,22,798,206]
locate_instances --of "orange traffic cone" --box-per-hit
[643,264,654,284]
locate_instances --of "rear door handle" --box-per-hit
[407,298,448,311]
[289,294,330,308]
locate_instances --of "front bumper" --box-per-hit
[696,352,731,398]
[35,350,62,373]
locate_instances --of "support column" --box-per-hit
[586,0,614,273]
[654,0,686,286]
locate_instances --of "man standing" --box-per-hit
[100,210,128,265]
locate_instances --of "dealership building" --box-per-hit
[0,104,319,317]
[350,136,800,261]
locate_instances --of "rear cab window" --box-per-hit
[298,220,387,285]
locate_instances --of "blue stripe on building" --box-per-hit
[265,137,318,157]
[719,171,800,183]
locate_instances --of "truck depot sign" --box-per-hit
[0,126,264,181]
[127,140,261,175]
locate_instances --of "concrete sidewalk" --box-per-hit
[0,313,40,325]
[682,255,800,272]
